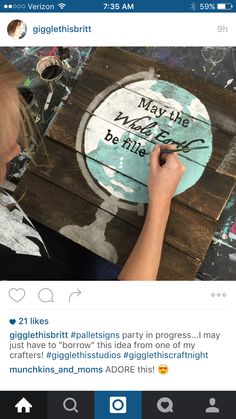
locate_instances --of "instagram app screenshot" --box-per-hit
[0,0,236,418]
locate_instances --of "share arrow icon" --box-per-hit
[69,289,82,302]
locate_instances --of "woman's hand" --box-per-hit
[148,144,186,208]
[118,144,186,280]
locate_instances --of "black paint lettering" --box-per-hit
[139,148,146,157]
[134,142,141,154]
[104,129,113,141]
[137,97,153,110]
[122,138,132,149]
[130,140,137,152]
[182,119,190,128]
[129,117,152,130]
[169,111,175,120]
[154,129,170,140]
[112,136,119,144]
[182,138,205,151]
[174,112,183,125]
[150,105,158,114]
[140,121,158,136]
[114,112,151,130]
[158,108,166,118]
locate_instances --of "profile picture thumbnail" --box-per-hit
[7,20,27,40]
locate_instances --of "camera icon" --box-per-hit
[109,396,127,414]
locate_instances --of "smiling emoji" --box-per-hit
[158,364,169,375]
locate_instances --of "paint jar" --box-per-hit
[36,56,64,82]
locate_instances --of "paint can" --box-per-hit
[36,56,64,82]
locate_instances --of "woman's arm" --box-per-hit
[118,144,185,280]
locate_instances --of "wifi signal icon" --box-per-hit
[58,3,66,9]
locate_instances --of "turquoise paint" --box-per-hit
[85,80,213,203]
[86,137,149,202]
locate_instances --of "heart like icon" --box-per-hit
[9,288,26,302]
[9,319,16,325]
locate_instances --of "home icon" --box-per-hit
[15,397,33,413]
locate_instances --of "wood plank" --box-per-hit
[30,139,144,228]
[211,133,236,178]
[165,201,216,259]
[46,68,236,180]
[37,135,234,222]
[67,66,214,130]
[176,165,235,220]
[86,48,236,134]
[29,138,218,260]
[158,244,200,280]
[14,172,200,279]
[14,172,135,265]
[17,47,236,281]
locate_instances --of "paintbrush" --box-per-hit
[146,145,210,166]
[146,145,209,154]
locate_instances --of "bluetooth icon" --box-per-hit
[191,2,196,10]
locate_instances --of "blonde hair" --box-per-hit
[0,53,39,157]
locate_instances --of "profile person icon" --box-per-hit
[205,398,220,413]
[7,20,27,40]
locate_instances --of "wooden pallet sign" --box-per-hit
[15,47,236,279]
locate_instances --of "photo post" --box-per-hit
[0,1,236,418]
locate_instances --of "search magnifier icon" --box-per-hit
[63,397,78,414]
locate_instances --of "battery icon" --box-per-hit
[217,3,234,9]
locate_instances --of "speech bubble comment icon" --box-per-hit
[157,397,174,413]
[38,288,54,303]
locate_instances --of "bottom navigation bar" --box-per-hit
[0,391,235,418]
